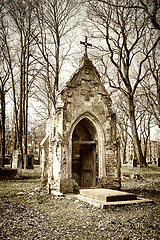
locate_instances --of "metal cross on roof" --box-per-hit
[80,36,92,58]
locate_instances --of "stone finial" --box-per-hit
[79,57,93,68]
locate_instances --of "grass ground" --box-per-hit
[0,165,160,239]
[121,164,160,204]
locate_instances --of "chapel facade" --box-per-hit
[41,56,121,193]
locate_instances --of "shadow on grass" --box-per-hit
[123,188,160,195]
[22,175,41,180]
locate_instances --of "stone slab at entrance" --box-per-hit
[74,189,154,209]
[80,189,137,202]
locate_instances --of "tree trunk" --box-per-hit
[55,26,60,91]
[128,95,147,167]
[122,142,127,164]
[0,87,5,167]
[0,119,2,167]
[19,46,24,167]
[25,37,30,160]
[6,44,19,150]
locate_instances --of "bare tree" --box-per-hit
[87,0,159,166]
[33,0,80,115]
[112,93,130,164]
[1,0,81,166]
[136,0,160,30]
[144,49,160,127]
[135,89,153,161]
[95,0,160,128]
[93,0,160,30]
[0,75,10,167]
[3,0,38,166]
[0,3,11,167]
[0,60,11,168]
[113,85,154,164]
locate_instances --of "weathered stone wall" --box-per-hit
[46,117,54,137]
[45,57,121,193]
[41,136,49,187]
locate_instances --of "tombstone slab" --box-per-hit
[133,159,137,167]
[74,188,154,208]
[25,154,34,169]
[80,189,137,202]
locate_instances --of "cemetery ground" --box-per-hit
[0,165,160,240]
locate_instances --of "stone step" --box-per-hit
[80,189,137,202]
[74,194,153,209]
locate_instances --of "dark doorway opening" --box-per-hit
[72,118,97,188]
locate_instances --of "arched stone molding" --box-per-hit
[68,111,106,181]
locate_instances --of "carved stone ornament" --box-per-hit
[80,81,94,101]
[65,88,73,97]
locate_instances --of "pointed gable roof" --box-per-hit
[60,57,111,102]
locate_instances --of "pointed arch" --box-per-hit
[68,111,106,182]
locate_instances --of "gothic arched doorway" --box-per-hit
[72,118,98,188]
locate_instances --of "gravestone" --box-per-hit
[25,154,34,169]
[133,159,137,167]
[12,150,22,177]
[158,158,160,167]
[41,39,121,193]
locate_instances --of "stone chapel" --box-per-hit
[41,53,121,193]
